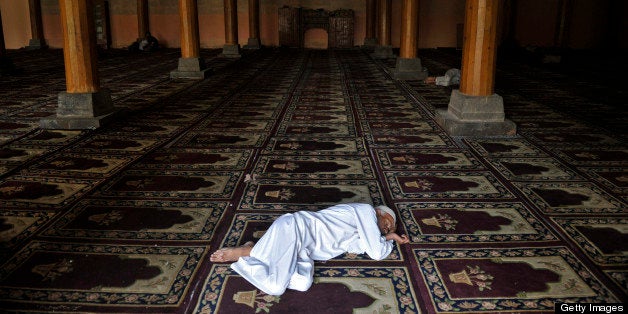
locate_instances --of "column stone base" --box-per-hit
[391,57,428,80]
[40,89,118,130]
[220,44,241,58]
[362,38,377,48]
[170,57,210,79]
[435,90,517,137]
[370,45,395,59]
[243,38,261,49]
[27,38,47,50]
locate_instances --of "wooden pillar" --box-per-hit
[60,0,99,93]
[170,0,209,79]
[0,7,14,75]
[40,0,116,129]
[377,0,391,46]
[435,0,516,137]
[180,0,200,59]
[554,0,573,49]
[244,0,260,49]
[221,0,241,57]
[371,0,394,59]
[137,0,149,39]
[459,0,498,96]
[28,0,47,49]
[0,8,5,57]
[392,0,426,80]
[398,0,418,59]
[224,0,238,45]
[363,0,377,47]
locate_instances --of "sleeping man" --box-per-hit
[210,203,409,295]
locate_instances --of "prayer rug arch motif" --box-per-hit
[94,170,242,199]
[0,209,55,252]
[251,155,376,180]
[551,216,628,266]
[40,200,229,241]
[396,202,558,243]
[514,182,625,214]
[385,171,516,200]
[486,157,582,181]
[238,179,384,211]
[0,241,208,311]
[0,176,96,209]
[196,266,420,314]
[412,247,621,313]
[375,149,485,171]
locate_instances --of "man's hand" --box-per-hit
[385,232,410,244]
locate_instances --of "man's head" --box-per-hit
[375,205,396,235]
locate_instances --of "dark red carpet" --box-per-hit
[0,47,626,313]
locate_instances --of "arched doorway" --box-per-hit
[278,7,354,49]
[303,28,328,49]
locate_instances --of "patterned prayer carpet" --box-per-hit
[0,46,626,313]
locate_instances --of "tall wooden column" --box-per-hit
[435,0,516,137]
[0,8,5,57]
[377,0,391,46]
[0,6,13,75]
[554,0,573,49]
[244,0,260,49]
[137,0,149,39]
[0,6,19,77]
[28,0,47,49]
[371,0,394,59]
[363,0,377,47]
[170,0,209,79]
[221,0,241,57]
[40,0,116,129]
[398,0,418,59]
[392,0,427,80]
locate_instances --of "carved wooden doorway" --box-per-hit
[279,7,354,48]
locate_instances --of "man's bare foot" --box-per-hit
[210,241,254,262]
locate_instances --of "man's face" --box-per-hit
[377,212,395,235]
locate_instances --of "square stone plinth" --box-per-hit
[243,38,261,49]
[220,44,241,58]
[448,89,505,121]
[40,112,119,130]
[40,90,118,130]
[170,57,210,79]
[435,90,517,137]
[371,46,395,59]
[435,109,517,137]
[392,57,428,80]
[55,89,114,117]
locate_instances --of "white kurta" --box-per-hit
[230,203,393,295]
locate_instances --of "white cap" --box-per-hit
[376,205,396,225]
